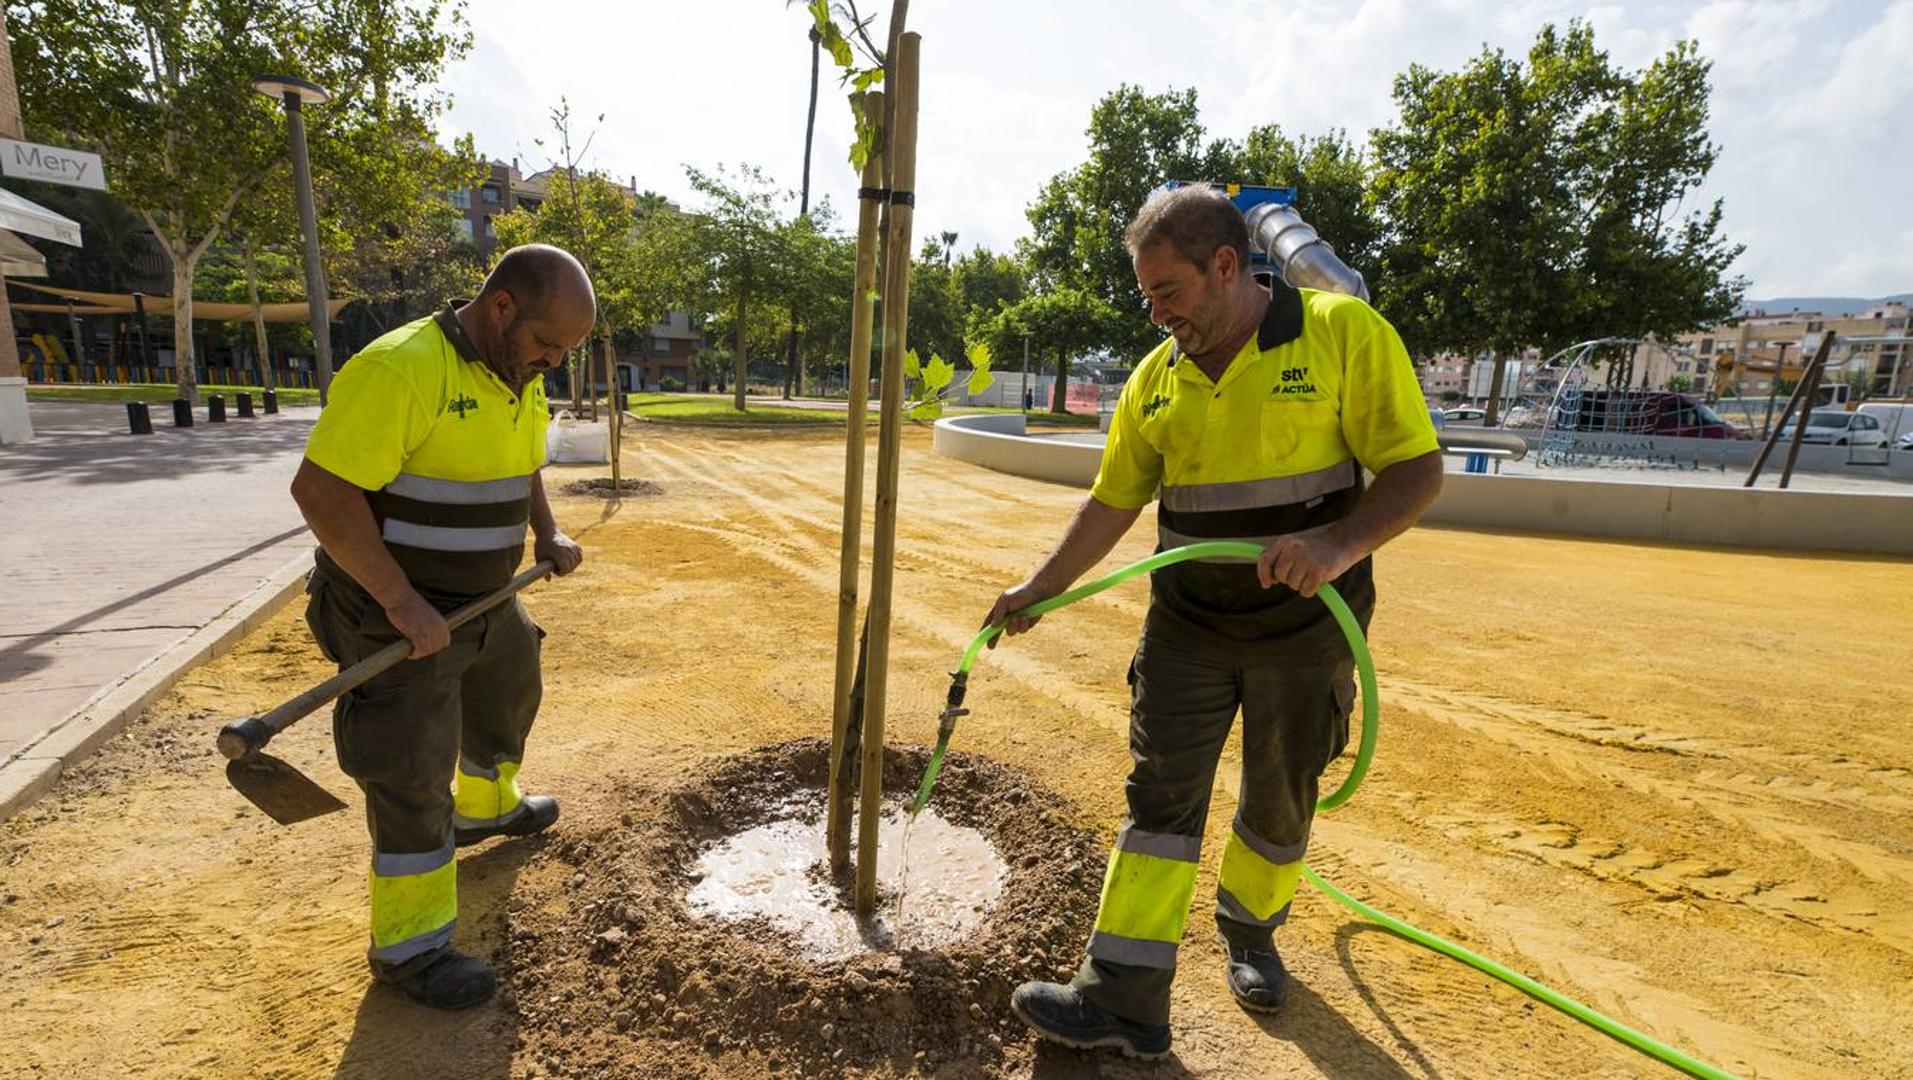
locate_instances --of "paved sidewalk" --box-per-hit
[0,400,317,773]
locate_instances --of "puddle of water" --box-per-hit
[684,806,1005,961]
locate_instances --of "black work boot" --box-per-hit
[1010,981,1171,1060]
[372,946,498,1010]
[1224,943,1289,1013]
[455,794,560,847]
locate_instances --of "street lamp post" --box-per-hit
[252,74,333,405]
[1021,332,1031,412]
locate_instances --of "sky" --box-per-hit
[436,0,1913,301]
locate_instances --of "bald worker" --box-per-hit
[291,245,595,1009]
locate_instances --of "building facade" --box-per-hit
[1669,303,1909,401]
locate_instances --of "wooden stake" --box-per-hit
[603,335,622,488]
[827,91,887,874]
[1744,331,1833,488]
[856,32,920,919]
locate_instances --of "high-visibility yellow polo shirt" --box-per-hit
[1091,283,1438,654]
[304,307,549,598]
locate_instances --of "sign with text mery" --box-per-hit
[0,138,106,191]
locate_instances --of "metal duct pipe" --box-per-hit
[1244,202,1369,303]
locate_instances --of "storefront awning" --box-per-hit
[0,187,82,247]
[8,280,354,322]
[0,228,48,277]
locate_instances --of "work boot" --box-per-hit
[1224,943,1289,1013]
[1010,981,1171,1060]
[372,946,498,1010]
[455,795,560,847]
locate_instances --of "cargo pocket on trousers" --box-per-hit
[303,573,343,666]
[332,681,415,786]
[1327,674,1355,763]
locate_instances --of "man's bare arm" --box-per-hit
[983,495,1144,646]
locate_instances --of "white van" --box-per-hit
[1856,401,1913,442]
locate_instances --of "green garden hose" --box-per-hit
[908,540,1738,1080]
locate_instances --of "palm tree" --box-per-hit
[786,22,824,400]
[939,230,957,269]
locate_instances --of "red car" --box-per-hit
[1554,391,1741,439]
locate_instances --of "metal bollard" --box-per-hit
[236,392,255,418]
[207,395,227,423]
[126,401,154,435]
[172,398,194,428]
[262,389,279,415]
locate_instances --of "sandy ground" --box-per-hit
[3,423,1909,1079]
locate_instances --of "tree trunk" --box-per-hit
[172,255,197,403]
[784,321,799,401]
[733,278,749,412]
[604,334,621,488]
[570,349,584,416]
[245,246,275,391]
[788,25,822,401]
[1482,349,1505,426]
[1051,350,1068,413]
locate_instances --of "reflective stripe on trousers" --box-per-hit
[453,755,525,829]
[369,835,457,963]
[1216,813,1307,930]
[1086,824,1202,970]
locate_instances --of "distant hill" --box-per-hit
[1739,293,1912,317]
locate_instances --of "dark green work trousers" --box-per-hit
[1072,626,1356,1027]
[304,569,544,858]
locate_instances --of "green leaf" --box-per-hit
[818,21,853,69]
[903,348,921,380]
[909,400,944,421]
[923,352,954,391]
[966,342,993,373]
[968,368,995,396]
[852,66,885,91]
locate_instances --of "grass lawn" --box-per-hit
[26,383,322,406]
[622,393,842,425]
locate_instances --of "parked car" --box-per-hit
[1551,391,1740,438]
[1780,410,1889,447]
[1442,406,1487,425]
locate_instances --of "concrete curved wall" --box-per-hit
[933,413,1104,488]
[932,413,1913,555]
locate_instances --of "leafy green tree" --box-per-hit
[950,245,1025,330]
[685,164,788,410]
[1021,85,1237,358]
[1236,125,1382,287]
[905,239,963,378]
[1370,20,1744,421]
[979,287,1124,413]
[10,0,473,402]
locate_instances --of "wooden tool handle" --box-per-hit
[217,561,556,760]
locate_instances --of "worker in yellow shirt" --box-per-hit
[290,245,593,1009]
[985,186,1443,1058]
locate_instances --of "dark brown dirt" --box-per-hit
[501,739,1103,1078]
[561,476,664,498]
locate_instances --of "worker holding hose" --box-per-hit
[985,185,1442,1058]
[289,245,592,1010]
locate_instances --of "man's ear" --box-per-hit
[1211,244,1240,286]
[489,289,517,325]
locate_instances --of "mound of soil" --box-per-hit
[562,477,664,498]
[502,739,1104,1078]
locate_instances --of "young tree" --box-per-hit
[10,0,472,402]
